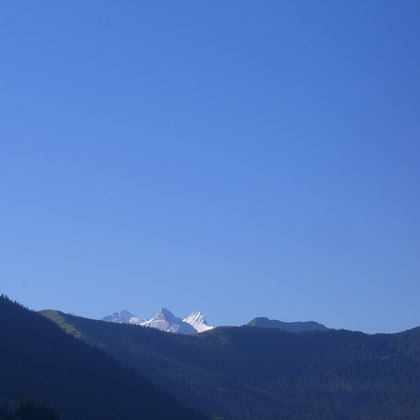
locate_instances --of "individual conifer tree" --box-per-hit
[15,395,60,420]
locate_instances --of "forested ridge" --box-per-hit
[42,309,420,420]
[0,296,206,420]
[246,317,329,332]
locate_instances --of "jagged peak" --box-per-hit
[103,307,213,334]
[159,307,176,320]
[184,311,213,333]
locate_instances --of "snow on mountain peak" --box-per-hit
[141,308,196,334]
[183,311,213,333]
[102,308,213,334]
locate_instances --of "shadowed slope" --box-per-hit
[0,296,206,420]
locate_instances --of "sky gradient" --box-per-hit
[1,1,419,333]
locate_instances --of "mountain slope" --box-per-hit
[0,296,205,420]
[247,316,329,332]
[42,310,420,420]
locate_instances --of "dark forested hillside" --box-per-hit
[41,310,420,420]
[0,296,205,420]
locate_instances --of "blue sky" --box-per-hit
[1,1,419,333]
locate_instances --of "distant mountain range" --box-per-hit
[102,308,213,334]
[247,317,329,332]
[102,309,328,334]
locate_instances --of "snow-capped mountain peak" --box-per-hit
[183,311,213,333]
[141,308,196,334]
[158,308,177,321]
[102,308,213,334]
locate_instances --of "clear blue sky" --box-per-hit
[1,1,419,333]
